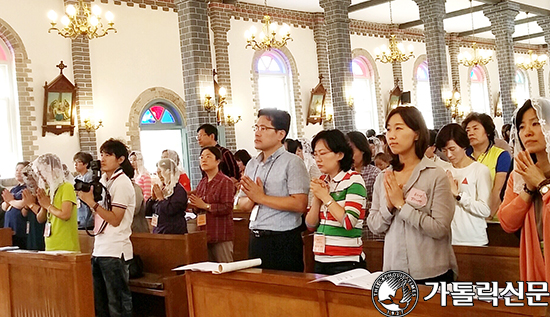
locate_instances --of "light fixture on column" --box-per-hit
[516,13,547,71]
[224,105,242,126]
[203,93,217,113]
[443,81,465,120]
[374,1,414,64]
[245,0,291,51]
[458,0,493,67]
[48,0,116,40]
[81,110,103,132]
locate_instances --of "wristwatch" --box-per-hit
[540,184,550,195]
[206,204,211,210]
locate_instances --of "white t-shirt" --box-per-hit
[93,169,136,260]
[447,161,492,246]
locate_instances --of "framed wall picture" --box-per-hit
[384,80,402,118]
[307,75,327,125]
[42,61,76,136]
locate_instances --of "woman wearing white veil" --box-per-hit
[129,151,152,201]
[146,158,188,234]
[21,153,80,252]
[499,98,550,283]
[161,149,191,192]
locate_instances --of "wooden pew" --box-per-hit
[487,221,520,247]
[362,240,520,287]
[0,252,94,316]
[233,210,250,261]
[185,269,546,317]
[0,228,12,247]
[78,231,208,317]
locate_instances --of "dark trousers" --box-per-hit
[249,226,304,272]
[415,269,455,285]
[92,256,133,317]
[12,235,27,250]
[314,257,367,275]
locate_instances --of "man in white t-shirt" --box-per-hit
[79,139,135,317]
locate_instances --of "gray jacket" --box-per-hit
[367,157,458,280]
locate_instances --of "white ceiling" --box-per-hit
[242,0,550,45]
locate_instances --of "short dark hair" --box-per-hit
[311,129,354,172]
[100,138,134,179]
[502,123,512,142]
[347,131,373,166]
[462,112,496,144]
[73,152,94,168]
[258,108,291,143]
[435,123,470,150]
[197,124,218,141]
[514,99,534,151]
[385,106,429,171]
[429,129,438,146]
[200,146,222,161]
[234,149,252,166]
[16,161,30,168]
[374,152,391,163]
[285,139,300,154]
[366,129,376,138]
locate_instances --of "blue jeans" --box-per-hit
[92,256,133,317]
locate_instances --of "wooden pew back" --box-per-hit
[130,231,208,276]
[0,228,12,247]
[362,240,520,287]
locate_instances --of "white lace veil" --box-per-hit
[162,149,186,176]
[511,98,550,193]
[32,153,69,201]
[297,137,316,171]
[131,151,149,177]
[156,158,181,198]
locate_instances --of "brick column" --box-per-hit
[484,1,519,123]
[209,3,237,151]
[413,0,450,128]
[64,0,98,156]
[312,13,334,130]
[319,0,354,133]
[448,35,461,91]
[176,0,215,187]
[537,16,550,97]
[71,37,98,157]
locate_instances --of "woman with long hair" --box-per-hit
[146,158,188,234]
[129,151,152,201]
[305,129,367,275]
[367,106,457,284]
[499,99,550,283]
[21,154,80,252]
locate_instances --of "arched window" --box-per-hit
[470,66,491,114]
[415,61,434,129]
[515,69,530,106]
[256,50,296,138]
[352,57,378,133]
[139,102,190,175]
[0,39,21,178]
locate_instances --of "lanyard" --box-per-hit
[252,154,281,191]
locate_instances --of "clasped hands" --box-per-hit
[188,194,207,210]
[310,178,331,203]
[384,170,405,211]
[21,188,52,212]
[515,150,546,191]
[240,175,266,204]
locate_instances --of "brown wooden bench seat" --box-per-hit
[0,228,12,247]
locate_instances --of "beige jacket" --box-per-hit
[367,157,458,280]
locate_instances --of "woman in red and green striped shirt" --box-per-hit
[306,129,367,275]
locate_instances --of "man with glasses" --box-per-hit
[196,124,240,181]
[237,108,309,272]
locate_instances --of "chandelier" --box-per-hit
[516,14,547,71]
[374,1,414,64]
[443,82,466,120]
[458,0,492,67]
[48,0,116,40]
[245,1,291,51]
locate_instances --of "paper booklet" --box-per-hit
[0,246,19,252]
[311,268,383,290]
[173,258,262,274]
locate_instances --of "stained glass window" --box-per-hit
[470,66,491,114]
[415,61,434,129]
[140,104,178,125]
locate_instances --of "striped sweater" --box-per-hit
[315,170,367,263]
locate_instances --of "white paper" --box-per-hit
[250,205,259,222]
[311,268,383,290]
[0,246,19,252]
[173,258,262,274]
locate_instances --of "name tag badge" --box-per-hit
[44,222,52,237]
[250,205,259,222]
[406,187,428,208]
[26,221,30,235]
[313,233,326,253]
[77,199,81,209]
[197,213,207,226]
[151,214,159,227]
